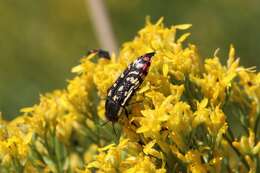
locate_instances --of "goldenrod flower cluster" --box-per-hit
[0,18,259,173]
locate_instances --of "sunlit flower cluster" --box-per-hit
[0,18,259,173]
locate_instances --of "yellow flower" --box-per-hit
[193,99,227,144]
[208,105,227,139]
[233,129,260,155]
[70,153,82,171]
[84,144,98,163]
[1,18,259,173]
[56,113,78,143]
[67,76,91,114]
[0,135,29,165]
[166,101,193,149]
[191,46,240,105]
[185,150,208,173]
[238,68,260,103]
[123,156,166,173]
[136,93,173,137]
[245,155,256,173]
[143,140,161,159]
[192,98,211,128]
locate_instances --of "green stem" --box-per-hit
[156,140,186,173]
[255,156,260,173]
[254,111,260,142]
[223,134,249,171]
[12,156,24,173]
[227,127,235,141]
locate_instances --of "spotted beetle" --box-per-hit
[105,52,155,123]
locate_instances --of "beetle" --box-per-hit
[87,49,155,133]
[87,49,111,59]
[105,52,155,123]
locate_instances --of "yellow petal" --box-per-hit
[163,64,169,77]
[177,33,191,43]
[174,24,192,30]
[71,65,84,73]
[86,161,100,168]
[99,143,115,151]
[20,107,34,113]
[155,17,164,26]
[137,83,150,94]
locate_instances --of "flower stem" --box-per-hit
[223,134,249,171]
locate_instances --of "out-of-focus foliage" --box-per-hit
[0,0,97,119]
[0,1,260,119]
[0,18,259,173]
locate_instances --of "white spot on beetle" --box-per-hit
[113,95,119,101]
[126,77,134,81]
[130,77,138,84]
[108,90,112,96]
[128,71,139,75]
[118,85,124,91]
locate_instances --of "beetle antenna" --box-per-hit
[112,123,117,137]
[100,120,109,127]
[100,121,118,136]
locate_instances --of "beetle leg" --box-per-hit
[127,100,143,106]
[127,91,146,105]
[122,106,129,118]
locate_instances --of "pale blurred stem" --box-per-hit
[223,134,249,171]
[85,0,118,53]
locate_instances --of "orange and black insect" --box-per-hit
[105,52,155,123]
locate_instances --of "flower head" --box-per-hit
[0,18,259,173]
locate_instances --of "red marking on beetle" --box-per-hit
[143,56,150,61]
[142,64,148,71]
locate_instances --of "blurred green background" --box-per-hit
[0,0,259,119]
